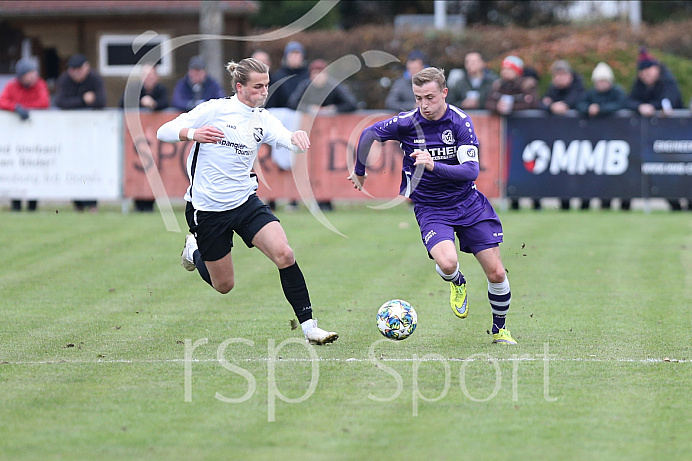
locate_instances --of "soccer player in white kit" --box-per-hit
[157,58,338,345]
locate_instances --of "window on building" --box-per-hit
[98,34,172,77]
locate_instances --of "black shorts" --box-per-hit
[185,194,279,262]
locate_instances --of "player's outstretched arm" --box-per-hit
[347,171,367,191]
[180,126,225,143]
[157,120,223,144]
[349,124,384,190]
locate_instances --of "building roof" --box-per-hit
[0,1,258,17]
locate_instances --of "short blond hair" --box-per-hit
[412,67,446,91]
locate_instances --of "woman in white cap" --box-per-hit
[575,62,628,210]
[575,62,626,118]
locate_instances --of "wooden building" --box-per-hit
[0,1,259,106]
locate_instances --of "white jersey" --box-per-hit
[157,95,297,211]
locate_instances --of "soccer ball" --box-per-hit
[376,299,417,340]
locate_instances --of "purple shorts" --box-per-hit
[414,192,503,255]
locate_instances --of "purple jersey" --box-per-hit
[355,104,480,207]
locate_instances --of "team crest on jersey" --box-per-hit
[253,127,263,142]
[441,130,455,145]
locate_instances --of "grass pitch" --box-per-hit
[1,203,690,460]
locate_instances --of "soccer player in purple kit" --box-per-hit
[348,67,516,344]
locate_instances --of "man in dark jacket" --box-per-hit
[263,42,311,211]
[171,56,224,111]
[626,48,686,210]
[541,60,586,209]
[626,48,683,117]
[265,41,310,109]
[55,54,107,110]
[541,60,584,115]
[55,53,107,212]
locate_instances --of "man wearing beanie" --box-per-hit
[626,48,683,117]
[0,57,50,119]
[486,55,539,210]
[265,41,310,109]
[263,41,311,211]
[0,57,50,212]
[485,55,538,115]
[626,48,686,211]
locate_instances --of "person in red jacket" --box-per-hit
[0,57,50,119]
[0,57,50,211]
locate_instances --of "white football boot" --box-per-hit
[302,319,338,345]
[181,233,198,271]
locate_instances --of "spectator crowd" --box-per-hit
[1,43,691,212]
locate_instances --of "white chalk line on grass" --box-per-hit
[1,357,688,365]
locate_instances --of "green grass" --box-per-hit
[1,204,690,460]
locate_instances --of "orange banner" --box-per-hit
[123,111,502,202]
[123,111,192,200]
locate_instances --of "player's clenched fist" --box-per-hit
[410,149,435,171]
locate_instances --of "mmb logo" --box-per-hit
[522,139,629,175]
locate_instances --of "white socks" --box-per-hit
[436,262,459,281]
[301,318,317,334]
